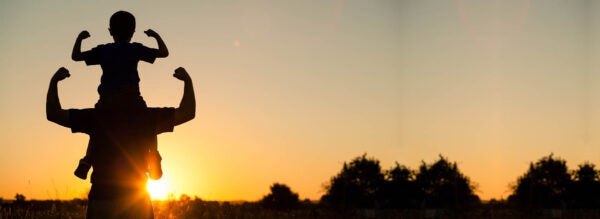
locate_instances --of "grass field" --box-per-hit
[2,199,600,219]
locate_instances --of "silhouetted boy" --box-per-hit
[71,11,169,181]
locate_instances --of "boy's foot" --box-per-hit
[148,151,163,180]
[74,159,91,180]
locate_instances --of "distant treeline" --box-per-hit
[260,153,600,211]
[2,154,599,218]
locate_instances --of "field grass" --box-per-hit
[2,199,600,219]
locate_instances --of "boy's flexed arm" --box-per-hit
[46,67,71,128]
[145,29,169,58]
[72,31,90,61]
[173,67,195,126]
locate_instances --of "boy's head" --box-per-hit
[109,11,135,42]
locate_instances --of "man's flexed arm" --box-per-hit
[173,67,196,126]
[46,67,71,127]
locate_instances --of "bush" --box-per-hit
[321,154,385,209]
[260,183,300,210]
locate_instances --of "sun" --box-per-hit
[147,178,171,200]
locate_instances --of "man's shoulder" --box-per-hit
[68,108,96,133]
[69,108,97,120]
[69,108,95,114]
[129,42,151,49]
[145,107,176,121]
[97,42,141,49]
[91,43,112,49]
[146,107,175,113]
[145,107,176,133]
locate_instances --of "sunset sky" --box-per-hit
[1,0,600,201]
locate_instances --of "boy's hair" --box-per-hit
[109,11,136,41]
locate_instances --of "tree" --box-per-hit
[508,154,571,209]
[15,193,25,202]
[379,163,422,209]
[572,162,599,182]
[414,155,480,209]
[321,154,385,209]
[568,162,600,208]
[260,183,300,210]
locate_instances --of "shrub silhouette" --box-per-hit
[321,154,385,209]
[321,154,479,210]
[379,162,422,208]
[567,162,600,208]
[260,183,300,210]
[414,155,480,209]
[508,154,571,209]
[14,193,25,202]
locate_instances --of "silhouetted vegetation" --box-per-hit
[1,199,87,218]
[568,162,600,208]
[380,162,422,209]
[508,154,600,210]
[320,154,480,215]
[3,154,600,218]
[414,155,480,209]
[509,154,570,209]
[260,183,300,210]
[14,194,25,202]
[321,154,386,209]
[4,198,600,219]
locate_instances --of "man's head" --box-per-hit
[109,11,135,42]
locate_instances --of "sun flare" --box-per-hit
[147,178,171,200]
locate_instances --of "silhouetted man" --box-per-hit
[46,67,195,219]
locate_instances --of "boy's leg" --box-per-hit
[147,136,163,180]
[120,87,147,111]
[74,140,92,180]
[96,87,147,111]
